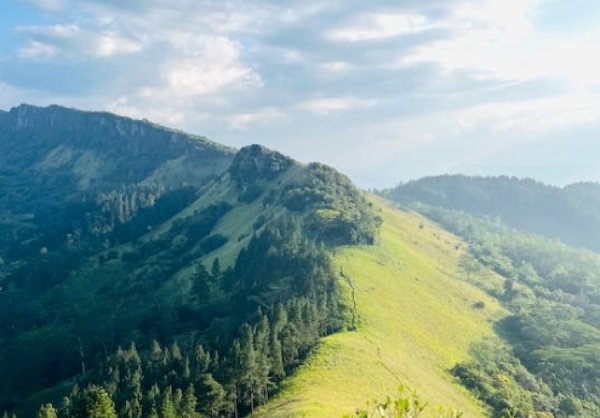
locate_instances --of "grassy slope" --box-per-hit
[255,196,506,417]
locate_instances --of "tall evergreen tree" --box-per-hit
[70,385,117,418]
[37,403,58,418]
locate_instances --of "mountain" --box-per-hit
[0,105,380,417]
[5,106,600,418]
[383,175,600,252]
[0,104,234,263]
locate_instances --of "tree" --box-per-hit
[71,385,117,418]
[159,386,177,418]
[179,385,199,418]
[198,374,227,417]
[238,324,259,413]
[254,315,272,403]
[211,257,221,276]
[503,278,515,301]
[37,404,58,418]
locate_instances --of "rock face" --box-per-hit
[229,144,294,186]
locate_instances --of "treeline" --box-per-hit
[32,298,329,418]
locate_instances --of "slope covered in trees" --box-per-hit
[0,106,380,417]
[384,175,600,252]
[0,104,234,264]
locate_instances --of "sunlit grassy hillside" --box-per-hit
[255,196,507,417]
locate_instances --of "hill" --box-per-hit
[385,179,600,416]
[383,175,600,252]
[255,196,506,417]
[0,105,380,417]
[0,104,234,263]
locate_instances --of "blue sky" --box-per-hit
[1,0,600,188]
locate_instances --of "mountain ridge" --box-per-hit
[383,174,600,252]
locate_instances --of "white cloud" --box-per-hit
[299,96,377,114]
[108,96,185,125]
[18,40,57,59]
[321,61,351,72]
[398,0,600,88]
[229,107,285,130]
[17,24,80,39]
[326,12,431,42]
[454,93,600,135]
[141,36,260,99]
[28,0,67,11]
[95,33,143,57]
[360,92,600,154]
[17,24,143,59]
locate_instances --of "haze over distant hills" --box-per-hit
[384,175,600,252]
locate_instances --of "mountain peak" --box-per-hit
[229,144,295,185]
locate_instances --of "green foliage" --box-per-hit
[280,163,381,245]
[229,144,294,188]
[408,205,600,416]
[256,197,502,417]
[451,342,555,417]
[36,404,58,418]
[67,385,117,418]
[7,219,347,417]
[0,104,232,263]
[345,387,463,418]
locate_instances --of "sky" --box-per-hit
[1,0,600,188]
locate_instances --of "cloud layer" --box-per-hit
[2,0,600,187]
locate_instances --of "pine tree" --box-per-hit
[180,385,199,418]
[159,386,177,418]
[270,305,287,378]
[144,385,161,416]
[37,403,58,418]
[71,385,117,418]
[198,374,227,417]
[238,323,258,413]
[211,257,221,276]
[254,315,272,403]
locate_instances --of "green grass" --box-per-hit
[254,196,506,417]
